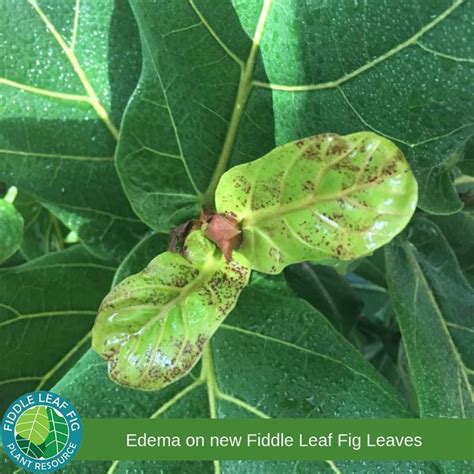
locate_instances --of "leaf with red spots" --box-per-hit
[92,230,250,390]
[216,132,418,274]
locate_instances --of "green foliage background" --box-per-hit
[0,0,472,472]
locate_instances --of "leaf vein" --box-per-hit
[188,0,244,67]
[141,34,202,195]
[27,0,118,138]
[221,323,406,408]
[0,148,113,162]
[252,0,464,92]
[0,77,89,102]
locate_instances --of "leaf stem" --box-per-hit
[202,345,218,418]
[203,0,273,207]
[202,345,221,474]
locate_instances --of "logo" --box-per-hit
[1,391,83,473]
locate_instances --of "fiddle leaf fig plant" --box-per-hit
[1,0,473,472]
[93,131,417,390]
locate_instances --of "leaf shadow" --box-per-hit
[108,0,143,126]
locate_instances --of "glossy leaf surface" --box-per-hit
[116,0,472,230]
[4,284,438,472]
[386,218,474,417]
[0,0,145,260]
[92,231,251,390]
[217,132,418,274]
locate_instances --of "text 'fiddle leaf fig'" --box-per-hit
[92,231,250,390]
[216,132,418,274]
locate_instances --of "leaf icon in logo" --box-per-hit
[42,408,69,458]
[15,406,50,445]
[15,434,45,459]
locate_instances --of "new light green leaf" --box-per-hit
[0,198,24,264]
[92,231,251,391]
[216,132,417,274]
[386,218,474,417]
[15,406,50,445]
[1,235,443,471]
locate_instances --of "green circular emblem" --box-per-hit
[1,391,83,473]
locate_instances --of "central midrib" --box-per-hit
[132,252,220,386]
[242,174,390,227]
[138,254,219,336]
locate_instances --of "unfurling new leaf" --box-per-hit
[92,231,250,390]
[216,132,418,274]
[93,131,418,391]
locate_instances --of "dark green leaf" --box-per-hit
[0,245,115,415]
[248,271,290,295]
[386,218,474,417]
[353,248,387,288]
[285,263,362,334]
[117,0,472,228]
[116,0,272,230]
[0,251,26,269]
[15,434,45,460]
[22,285,439,473]
[429,210,474,284]
[0,0,145,260]
[113,232,169,286]
[350,274,394,325]
[457,135,474,177]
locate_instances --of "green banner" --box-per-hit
[77,418,474,461]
